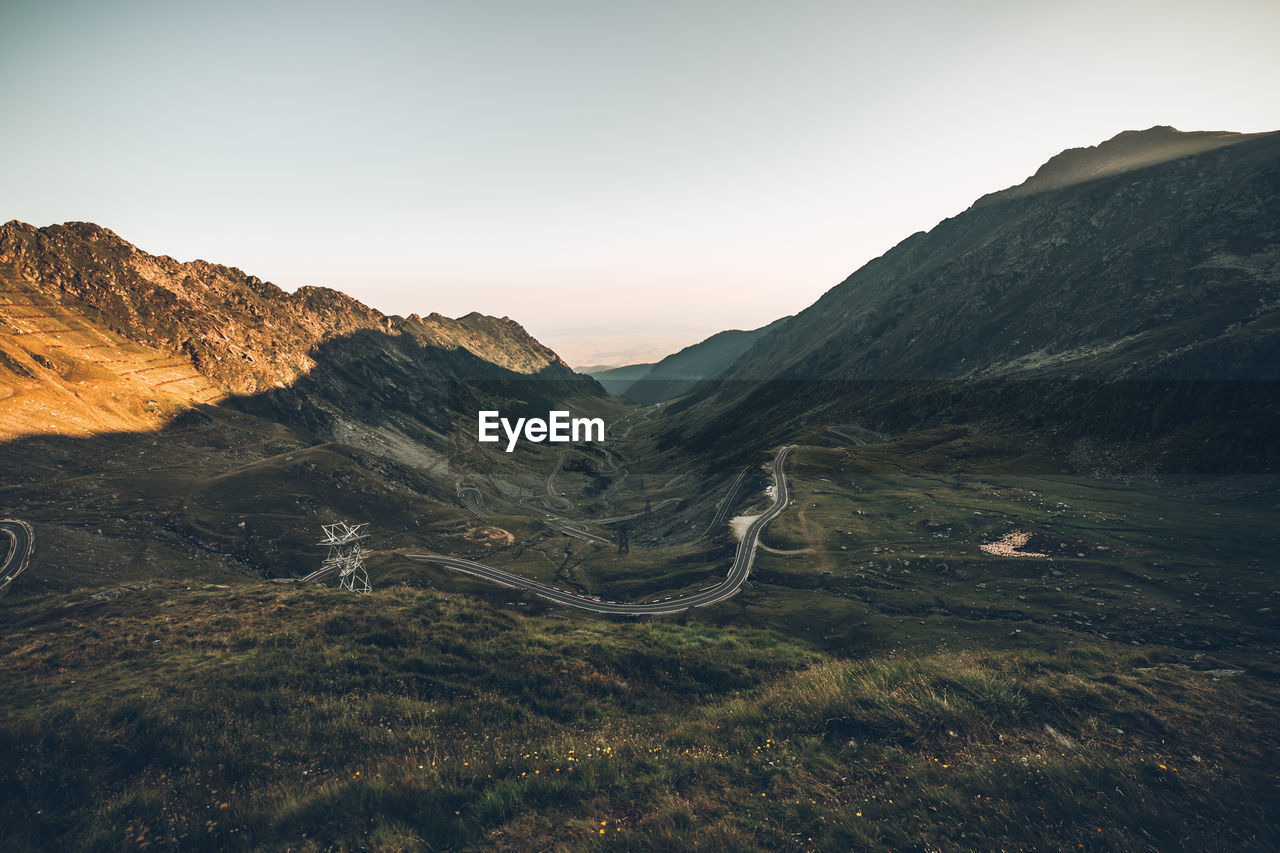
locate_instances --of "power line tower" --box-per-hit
[617,524,630,554]
[645,498,651,515]
[317,521,371,593]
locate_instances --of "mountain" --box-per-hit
[0,221,612,583]
[662,127,1280,472]
[975,126,1266,206]
[619,317,791,405]
[0,221,583,397]
[575,362,626,374]
[585,361,655,395]
[0,221,601,442]
[5,147,1280,853]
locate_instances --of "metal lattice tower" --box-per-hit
[317,521,371,593]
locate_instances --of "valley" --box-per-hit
[3,412,1278,851]
[408,445,796,614]
[2,125,1279,850]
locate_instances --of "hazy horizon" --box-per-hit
[4,0,1279,367]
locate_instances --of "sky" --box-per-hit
[3,1,1278,368]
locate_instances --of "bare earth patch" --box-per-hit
[729,514,761,541]
[463,526,515,547]
[980,530,1048,558]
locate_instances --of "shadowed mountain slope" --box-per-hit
[0,221,615,586]
[586,362,655,395]
[662,127,1280,470]
[619,316,791,405]
[0,330,614,589]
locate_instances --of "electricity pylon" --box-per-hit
[316,521,371,592]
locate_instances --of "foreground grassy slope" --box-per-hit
[3,580,1279,851]
[3,426,1277,850]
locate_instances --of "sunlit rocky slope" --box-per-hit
[0,220,597,441]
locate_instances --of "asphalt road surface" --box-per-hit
[456,487,490,518]
[0,519,34,598]
[408,446,796,615]
[543,451,574,511]
[541,518,615,546]
[696,467,750,537]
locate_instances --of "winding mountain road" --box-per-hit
[407,446,796,615]
[0,519,34,598]
[697,467,749,537]
[456,487,490,518]
[828,424,889,446]
[541,518,615,546]
[543,451,574,511]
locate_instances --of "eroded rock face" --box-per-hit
[0,220,574,396]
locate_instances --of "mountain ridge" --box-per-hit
[975,125,1270,207]
[0,220,605,451]
[0,220,578,397]
[619,316,793,405]
[664,126,1280,470]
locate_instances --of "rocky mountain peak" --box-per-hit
[975,125,1267,206]
[0,221,580,395]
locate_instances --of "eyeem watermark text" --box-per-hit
[478,411,605,452]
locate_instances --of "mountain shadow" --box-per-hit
[0,324,609,595]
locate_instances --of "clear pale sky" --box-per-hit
[3,1,1278,367]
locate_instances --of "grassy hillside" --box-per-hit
[2,190,1278,851]
[2,581,1277,851]
[3,429,1278,850]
